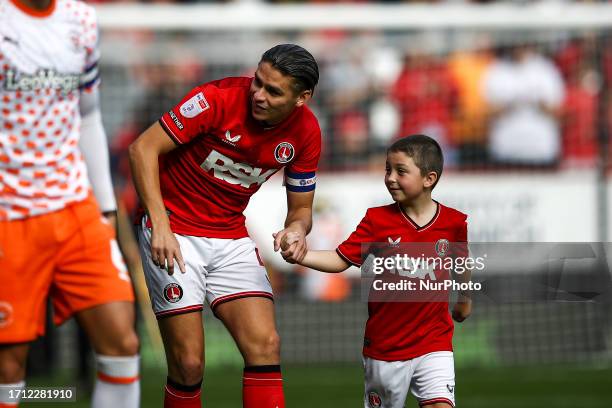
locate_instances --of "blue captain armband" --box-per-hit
[285,171,316,192]
[79,61,100,90]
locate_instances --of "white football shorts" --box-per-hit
[364,351,455,408]
[138,222,273,318]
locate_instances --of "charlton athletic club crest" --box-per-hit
[368,391,382,408]
[274,142,295,164]
[163,283,183,303]
[435,238,450,257]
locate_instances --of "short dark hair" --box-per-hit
[260,44,319,94]
[388,134,444,190]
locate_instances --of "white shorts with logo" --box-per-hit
[364,351,455,408]
[138,224,273,318]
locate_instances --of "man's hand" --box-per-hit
[150,224,186,275]
[279,231,301,251]
[273,228,307,264]
[451,299,472,322]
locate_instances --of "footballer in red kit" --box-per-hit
[153,76,320,238]
[284,135,472,408]
[337,202,468,362]
[129,44,321,408]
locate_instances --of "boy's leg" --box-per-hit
[158,313,204,408]
[215,297,284,408]
[363,356,412,408]
[0,344,28,407]
[409,351,455,408]
[76,302,140,408]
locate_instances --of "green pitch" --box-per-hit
[22,364,612,407]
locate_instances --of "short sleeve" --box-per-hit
[336,210,373,267]
[159,85,221,145]
[284,121,321,193]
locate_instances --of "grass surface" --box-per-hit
[21,364,612,407]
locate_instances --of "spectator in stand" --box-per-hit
[447,34,494,166]
[323,44,372,170]
[332,111,370,170]
[482,43,565,167]
[556,39,599,166]
[391,44,459,166]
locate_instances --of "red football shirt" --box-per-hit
[154,77,321,238]
[337,202,468,361]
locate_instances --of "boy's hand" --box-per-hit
[273,230,306,263]
[278,231,300,251]
[452,299,472,322]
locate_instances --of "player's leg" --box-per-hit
[75,302,140,408]
[158,313,204,408]
[0,344,28,407]
[0,215,57,407]
[215,297,284,408]
[53,197,140,408]
[363,356,412,408]
[137,222,207,407]
[410,351,455,408]
[207,237,281,408]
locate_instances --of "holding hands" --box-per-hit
[273,228,306,264]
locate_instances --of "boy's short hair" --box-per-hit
[388,134,444,190]
[260,44,319,95]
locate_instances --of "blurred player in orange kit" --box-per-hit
[129,44,321,408]
[0,1,140,407]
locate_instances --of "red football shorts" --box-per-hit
[0,195,134,343]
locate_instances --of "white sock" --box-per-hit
[0,381,25,407]
[92,354,140,408]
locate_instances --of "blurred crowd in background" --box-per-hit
[93,24,611,303]
[106,30,611,195]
